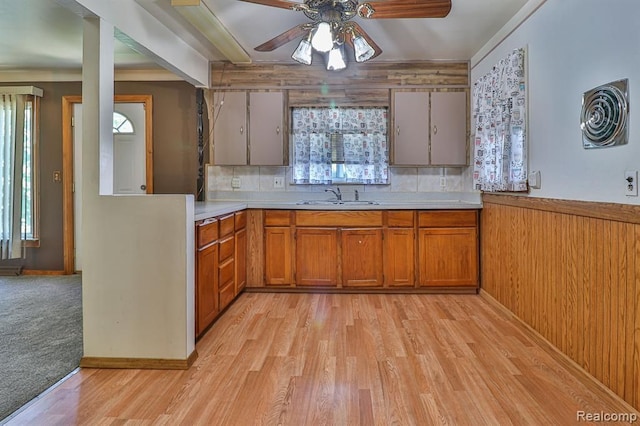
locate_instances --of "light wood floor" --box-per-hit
[6,293,636,425]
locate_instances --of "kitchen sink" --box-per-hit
[296,200,379,206]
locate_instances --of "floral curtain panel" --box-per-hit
[473,48,527,192]
[292,107,388,184]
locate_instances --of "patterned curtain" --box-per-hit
[292,108,332,184]
[473,48,527,192]
[342,108,388,184]
[0,94,26,259]
[292,107,388,184]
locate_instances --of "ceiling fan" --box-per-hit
[238,0,452,70]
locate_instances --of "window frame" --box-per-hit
[22,95,39,247]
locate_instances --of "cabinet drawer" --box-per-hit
[386,211,415,227]
[219,235,235,262]
[196,219,218,249]
[418,210,477,228]
[219,214,235,237]
[219,258,234,288]
[296,211,383,227]
[264,210,292,226]
[219,280,235,311]
[234,210,247,230]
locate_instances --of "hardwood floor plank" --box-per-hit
[6,293,637,425]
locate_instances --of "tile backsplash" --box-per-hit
[207,165,473,198]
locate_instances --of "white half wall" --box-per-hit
[82,195,195,359]
[471,0,640,204]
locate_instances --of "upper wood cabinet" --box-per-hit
[393,92,430,165]
[249,92,284,165]
[430,92,467,165]
[213,91,247,166]
[392,91,467,166]
[213,91,285,166]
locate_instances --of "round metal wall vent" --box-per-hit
[580,79,629,149]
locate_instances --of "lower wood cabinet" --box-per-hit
[259,209,478,292]
[384,228,415,287]
[196,219,219,336]
[264,227,292,285]
[195,210,247,338]
[342,228,383,287]
[295,228,338,286]
[418,210,478,288]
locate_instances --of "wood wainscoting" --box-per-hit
[481,194,640,411]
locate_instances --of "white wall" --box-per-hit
[472,0,640,204]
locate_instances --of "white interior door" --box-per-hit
[73,102,147,272]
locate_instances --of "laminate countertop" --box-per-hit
[194,192,482,221]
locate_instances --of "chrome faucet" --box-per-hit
[325,187,342,201]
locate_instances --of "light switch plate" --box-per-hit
[528,170,541,189]
[625,170,638,196]
[273,176,284,188]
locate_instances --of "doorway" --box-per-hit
[61,95,154,273]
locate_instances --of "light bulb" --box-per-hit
[352,35,375,62]
[291,38,313,65]
[326,45,346,71]
[311,22,334,53]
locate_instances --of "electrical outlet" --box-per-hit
[439,176,446,188]
[231,177,241,189]
[625,170,638,196]
[273,176,284,188]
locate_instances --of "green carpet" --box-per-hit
[0,275,82,422]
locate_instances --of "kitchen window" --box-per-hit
[291,107,389,184]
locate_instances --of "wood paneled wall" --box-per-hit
[211,61,469,89]
[481,194,640,411]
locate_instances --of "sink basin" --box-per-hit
[296,200,379,206]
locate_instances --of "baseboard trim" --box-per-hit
[80,350,198,370]
[22,270,66,275]
[479,290,639,414]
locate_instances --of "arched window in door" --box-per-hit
[113,111,134,134]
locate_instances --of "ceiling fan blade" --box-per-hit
[347,22,383,59]
[237,0,300,10]
[361,0,452,19]
[255,24,309,52]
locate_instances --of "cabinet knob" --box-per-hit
[140,184,147,191]
[276,126,280,135]
[433,125,438,135]
[240,126,244,135]
[396,126,400,136]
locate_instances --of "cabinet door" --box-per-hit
[384,228,415,287]
[430,91,467,165]
[393,91,430,165]
[342,229,383,287]
[196,242,218,336]
[265,227,292,286]
[213,91,247,165]
[249,92,284,165]
[295,228,338,287]
[418,227,478,287]
[235,227,247,294]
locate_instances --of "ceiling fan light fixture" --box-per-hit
[326,45,347,71]
[291,37,313,65]
[352,34,375,62]
[311,22,334,53]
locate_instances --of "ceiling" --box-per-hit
[0,0,532,73]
